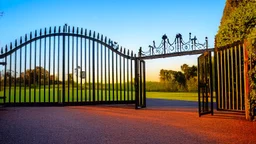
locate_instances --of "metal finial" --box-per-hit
[162,34,168,40]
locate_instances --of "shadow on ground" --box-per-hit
[147,98,199,108]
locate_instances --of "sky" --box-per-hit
[0,0,226,81]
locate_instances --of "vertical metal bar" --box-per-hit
[72,28,75,102]
[48,30,51,102]
[198,56,201,116]
[24,36,27,103]
[39,31,42,103]
[140,61,143,106]
[116,52,118,101]
[14,43,17,104]
[227,49,231,109]
[19,39,22,103]
[239,44,243,110]
[235,45,239,110]
[215,51,220,110]
[220,50,224,109]
[127,50,129,101]
[80,29,83,102]
[62,26,66,104]
[29,33,32,103]
[131,52,133,101]
[53,28,56,103]
[76,29,78,102]
[209,52,213,115]
[9,43,12,103]
[204,54,207,112]
[100,35,103,102]
[97,34,99,102]
[119,48,122,101]
[242,44,245,111]
[84,30,87,102]
[123,49,126,101]
[34,31,37,103]
[104,37,107,101]
[108,40,110,101]
[88,32,91,102]
[112,50,114,101]
[67,27,70,103]
[4,46,7,104]
[143,61,146,107]
[231,47,235,110]
[44,29,46,103]
[92,32,95,103]
[135,58,138,109]
[224,50,227,109]
[57,27,60,104]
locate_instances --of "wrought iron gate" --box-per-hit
[0,25,146,109]
[135,60,146,108]
[198,51,213,116]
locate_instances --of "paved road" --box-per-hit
[0,99,255,144]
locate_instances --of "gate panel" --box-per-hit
[0,25,137,107]
[215,43,245,112]
[198,51,213,116]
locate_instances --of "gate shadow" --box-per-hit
[145,98,199,112]
[146,98,218,112]
[147,98,198,107]
[202,111,245,120]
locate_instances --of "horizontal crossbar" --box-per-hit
[140,48,215,60]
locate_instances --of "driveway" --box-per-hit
[0,99,255,144]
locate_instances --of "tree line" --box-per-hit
[146,64,198,92]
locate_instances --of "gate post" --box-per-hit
[135,58,139,109]
[243,43,250,120]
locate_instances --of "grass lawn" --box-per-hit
[146,91,216,102]
[0,87,212,103]
[146,92,198,101]
[0,87,135,103]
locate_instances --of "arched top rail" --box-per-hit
[0,25,136,60]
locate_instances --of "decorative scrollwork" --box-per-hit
[140,33,208,57]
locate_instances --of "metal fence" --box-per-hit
[0,25,146,108]
[215,42,245,111]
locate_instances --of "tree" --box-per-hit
[24,66,49,85]
[67,73,74,84]
[220,0,239,25]
[2,70,15,86]
[181,64,197,80]
[187,77,198,92]
[159,64,198,92]
[159,69,176,82]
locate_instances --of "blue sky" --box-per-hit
[0,0,225,81]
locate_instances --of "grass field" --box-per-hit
[146,92,198,101]
[0,88,136,103]
[0,87,203,103]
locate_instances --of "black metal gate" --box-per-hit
[0,25,146,109]
[198,51,213,116]
[135,60,146,108]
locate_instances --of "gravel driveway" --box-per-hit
[0,99,255,144]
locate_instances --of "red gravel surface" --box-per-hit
[0,101,256,144]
